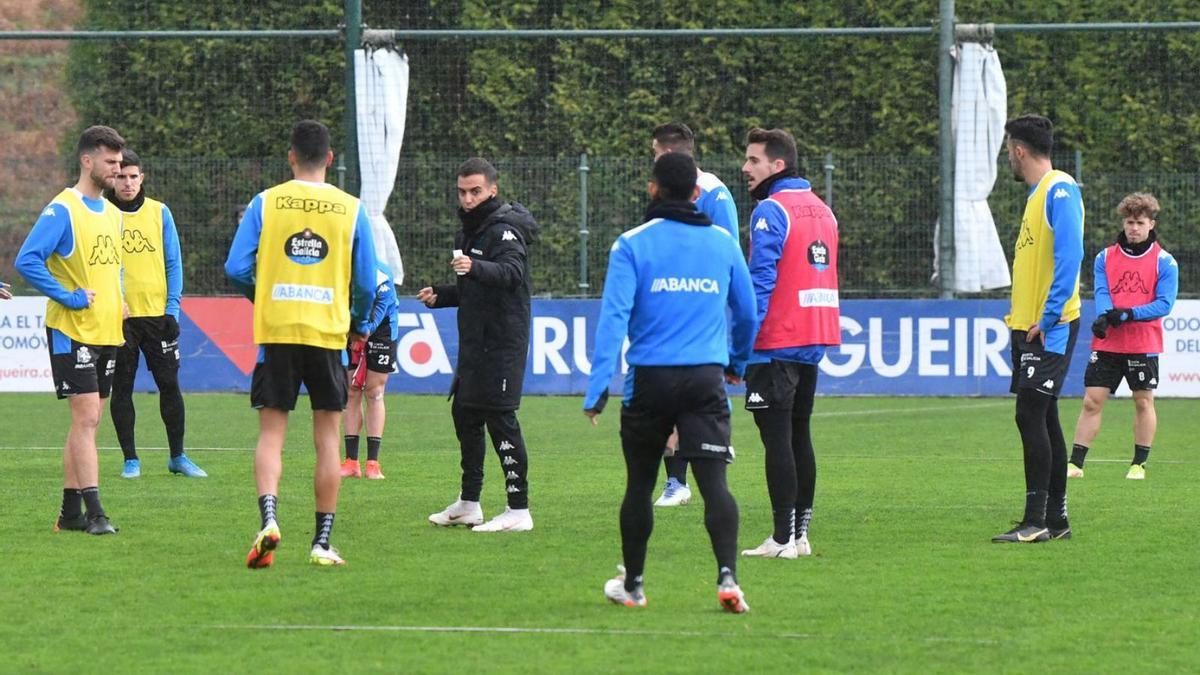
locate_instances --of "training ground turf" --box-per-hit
[1,393,1196,673]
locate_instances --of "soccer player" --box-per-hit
[16,125,126,535]
[585,152,756,613]
[225,120,378,568]
[420,158,538,533]
[738,128,841,560]
[340,261,401,480]
[649,122,740,509]
[105,149,207,479]
[1070,193,1178,480]
[993,114,1084,544]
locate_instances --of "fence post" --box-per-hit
[937,0,956,298]
[336,152,347,190]
[578,153,590,296]
[823,151,835,208]
[1075,149,1084,185]
[342,0,362,195]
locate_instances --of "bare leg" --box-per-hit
[65,393,103,489]
[344,377,364,437]
[313,409,343,512]
[1132,389,1156,447]
[255,408,289,497]
[364,371,388,438]
[1072,386,1110,448]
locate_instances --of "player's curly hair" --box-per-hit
[1117,192,1160,220]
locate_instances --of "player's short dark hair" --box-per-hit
[652,122,695,155]
[1005,114,1054,157]
[458,157,498,185]
[76,125,125,157]
[745,127,798,172]
[119,148,141,170]
[652,152,698,201]
[290,120,331,168]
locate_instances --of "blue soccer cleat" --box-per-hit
[168,454,208,478]
[121,459,141,479]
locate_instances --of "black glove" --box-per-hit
[586,390,610,416]
[1105,307,1132,327]
[165,314,181,341]
[1091,315,1109,339]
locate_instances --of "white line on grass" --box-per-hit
[812,401,1007,417]
[205,623,1000,645]
[0,446,248,451]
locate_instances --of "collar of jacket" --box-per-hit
[1118,229,1156,256]
[750,169,805,201]
[105,186,146,212]
[457,196,503,235]
[644,199,712,226]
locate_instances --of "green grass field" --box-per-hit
[1,393,1197,673]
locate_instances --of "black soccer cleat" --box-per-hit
[991,522,1050,543]
[53,513,89,532]
[85,514,118,535]
[1047,521,1072,540]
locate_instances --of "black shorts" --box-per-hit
[620,365,734,463]
[46,328,117,399]
[347,318,397,375]
[1084,351,1159,393]
[251,344,348,411]
[117,316,180,375]
[1009,320,1080,398]
[743,360,818,413]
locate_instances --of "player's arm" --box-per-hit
[162,205,183,319]
[361,268,393,336]
[349,203,380,335]
[707,186,740,243]
[1092,249,1112,315]
[1038,181,1085,333]
[726,239,757,377]
[224,194,263,301]
[15,204,89,309]
[747,201,787,329]
[427,283,459,308]
[583,237,637,417]
[1131,253,1179,321]
[467,229,526,289]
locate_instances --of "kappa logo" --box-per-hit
[700,443,727,453]
[43,206,57,217]
[499,440,515,451]
[1150,378,1157,385]
[122,229,157,254]
[1111,271,1150,295]
[506,471,519,480]
[506,485,522,494]
[754,217,769,231]
[1089,351,1099,363]
[274,196,346,215]
[502,456,518,466]
[1015,222,1034,251]
[716,192,729,201]
[1053,187,1070,199]
[87,234,120,265]
[60,381,70,391]
[747,392,765,404]
[1042,379,1055,389]
[501,230,517,242]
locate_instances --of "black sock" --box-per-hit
[344,435,360,461]
[1048,492,1068,526]
[1023,490,1048,527]
[313,512,335,550]
[367,436,381,462]
[1070,443,1089,468]
[61,488,83,520]
[258,494,277,529]
[156,368,186,458]
[797,508,813,539]
[664,455,688,485]
[81,487,104,518]
[718,565,737,588]
[754,409,798,544]
[1133,444,1150,466]
[691,459,739,584]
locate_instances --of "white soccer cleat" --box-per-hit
[654,478,692,507]
[742,535,798,559]
[796,534,812,556]
[718,579,750,614]
[603,565,647,607]
[472,507,533,532]
[428,497,484,527]
[309,545,346,567]
[1067,463,1084,479]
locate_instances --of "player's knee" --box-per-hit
[1133,395,1154,413]
[1081,394,1105,414]
[366,383,386,401]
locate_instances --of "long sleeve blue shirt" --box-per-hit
[15,193,100,309]
[1038,178,1085,337]
[696,170,739,242]
[161,205,183,318]
[224,191,378,333]
[363,262,401,340]
[584,214,756,411]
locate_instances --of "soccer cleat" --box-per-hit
[1126,464,1146,480]
[246,522,281,569]
[654,478,692,507]
[309,545,346,567]
[1048,521,1072,540]
[53,513,89,532]
[85,514,117,535]
[603,565,647,608]
[339,458,362,479]
[121,459,141,479]
[991,522,1050,543]
[796,534,812,556]
[168,454,208,478]
[718,579,750,614]
[1067,463,1084,479]
[428,498,484,527]
[364,460,385,480]
[742,535,798,559]
[473,507,533,533]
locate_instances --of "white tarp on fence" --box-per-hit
[354,47,409,284]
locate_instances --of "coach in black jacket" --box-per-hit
[419,157,537,533]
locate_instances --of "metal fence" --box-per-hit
[3,2,1200,299]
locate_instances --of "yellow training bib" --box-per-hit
[1006,170,1083,329]
[44,188,124,346]
[121,197,168,317]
